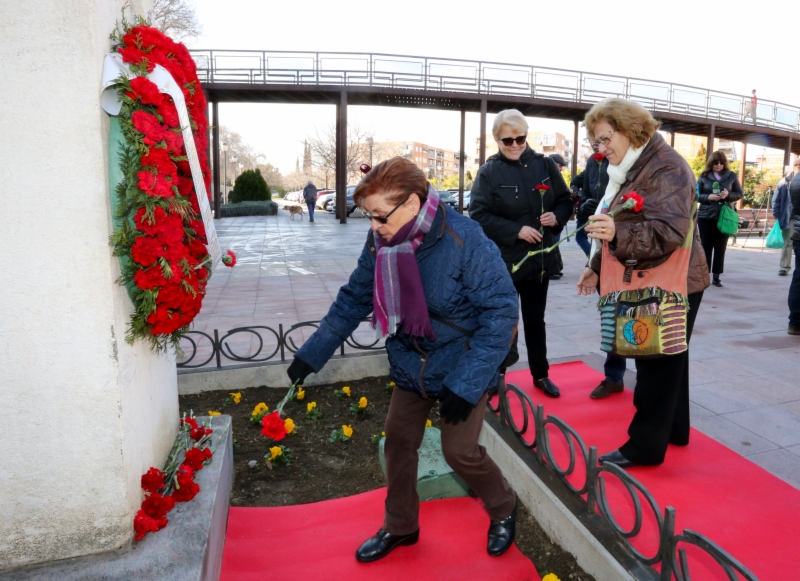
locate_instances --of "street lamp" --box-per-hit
[230,154,238,202]
[221,141,229,203]
[366,136,374,166]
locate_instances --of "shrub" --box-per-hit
[220,201,278,217]
[230,169,271,203]
[271,185,286,198]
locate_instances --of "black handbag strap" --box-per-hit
[427,310,475,338]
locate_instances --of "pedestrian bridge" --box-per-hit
[190,50,800,219]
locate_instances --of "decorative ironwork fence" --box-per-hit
[176,320,384,369]
[189,49,800,133]
[490,383,759,580]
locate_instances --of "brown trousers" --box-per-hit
[383,386,516,536]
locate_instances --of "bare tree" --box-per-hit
[150,0,202,42]
[306,123,377,186]
[217,125,283,188]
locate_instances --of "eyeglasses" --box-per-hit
[499,135,527,147]
[362,198,407,225]
[713,161,724,166]
[593,130,616,147]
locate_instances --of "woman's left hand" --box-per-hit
[585,213,616,242]
[540,211,558,227]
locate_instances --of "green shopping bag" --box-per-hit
[766,222,784,249]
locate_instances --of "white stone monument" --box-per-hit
[0,0,181,569]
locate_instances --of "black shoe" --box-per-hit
[550,272,563,280]
[590,380,624,399]
[355,528,419,562]
[779,270,788,276]
[487,501,517,557]
[534,377,560,398]
[789,327,800,336]
[598,449,636,468]
[712,277,723,287]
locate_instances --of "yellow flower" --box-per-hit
[342,425,353,438]
[252,402,268,415]
[296,387,305,401]
[390,381,396,387]
[381,431,385,436]
[425,419,432,427]
[342,386,351,397]
[541,575,561,581]
[230,392,242,404]
[307,401,317,412]
[268,446,282,461]
[209,411,221,416]
[284,418,295,434]
[358,396,368,409]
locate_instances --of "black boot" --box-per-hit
[355,528,419,562]
[487,501,518,556]
[712,275,723,287]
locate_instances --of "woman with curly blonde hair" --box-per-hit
[577,98,709,467]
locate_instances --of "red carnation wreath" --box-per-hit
[108,18,224,352]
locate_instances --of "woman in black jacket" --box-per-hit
[470,109,573,397]
[696,151,743,287]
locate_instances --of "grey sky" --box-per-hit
[189,0,799,174]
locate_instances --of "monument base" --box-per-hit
[0,417,233,581]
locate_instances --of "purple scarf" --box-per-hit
[373,187,440,339]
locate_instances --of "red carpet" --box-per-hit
[503,362,800,581]
[220,488,539,581]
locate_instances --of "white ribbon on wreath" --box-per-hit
[100,53,222,270]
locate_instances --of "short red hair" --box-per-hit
[353,157,429,208]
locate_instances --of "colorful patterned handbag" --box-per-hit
[597,212,695,358]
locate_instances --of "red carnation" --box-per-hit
[132,110,166,146]
[134,207,185,245]
[593,152,605,162]
[141,493,175,520]
[137,171,175,198]
[119,47,153,72]
[189,219,206,239]
[222,250,236,268]
[172,465,199,502]
[141,148,178,182]
[182,416,198,430]
[191,425,212,442]
[134,509,165,540]
[183,447,209,471]
[359,163,371,174]
[261,411,287,441]
[164,129,184,153]
[534,184,551,192]
[147,305,184,335]
[141,467,166,493]
[128,76,164,106]
[177,176,195,198]
[156,101,180,128]
[621,191,645,213]
[131,236,163,267]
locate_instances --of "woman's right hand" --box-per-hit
[708,194,721,202]
[518,225,543,244]
[577,267,599,296]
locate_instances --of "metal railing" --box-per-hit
[176,319,384,369]
[488,383,759,580]
[189,49,800,134]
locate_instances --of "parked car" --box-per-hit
[443,188,470,211]
[438,190,459,209]
[315,189,335,209]
[285,190,303,202]
[329,185,357,216]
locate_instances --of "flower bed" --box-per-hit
[179,377,595,580]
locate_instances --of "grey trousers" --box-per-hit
[781,224,794,270]
[383,387,516,535]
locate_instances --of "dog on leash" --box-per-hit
[285,205,305,220]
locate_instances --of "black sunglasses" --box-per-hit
[363,198,407,225]
[499,135,527,147]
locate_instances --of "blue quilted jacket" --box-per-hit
[295,204,518,404]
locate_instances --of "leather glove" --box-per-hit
[287,357,314,385]
[579,198,599,218]
[439,387,475,426]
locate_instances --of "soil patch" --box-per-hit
[180,376,594,580]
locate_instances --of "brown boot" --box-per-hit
[590,380,624,399]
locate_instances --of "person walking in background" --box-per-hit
[471,109,573,398]
[696,151,743,287]
[570,142,609,257]
[788,167,800,335]
[303,180,318,222]
[743,89,757,123]
[548,153,570,279]
[577,98,709,467]
[774,164,796,276]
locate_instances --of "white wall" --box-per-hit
[0,0,181,569]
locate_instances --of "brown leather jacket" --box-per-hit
[589,132,710,295]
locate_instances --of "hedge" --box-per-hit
[220,201,278,217]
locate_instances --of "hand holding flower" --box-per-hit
[539,212,558,227]
[585,213,616,242]
[518,225,543,244]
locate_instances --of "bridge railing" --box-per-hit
[189,49,800,134]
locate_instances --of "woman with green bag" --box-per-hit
[696,151,743,287]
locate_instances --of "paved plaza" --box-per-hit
[192,204,800,489]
